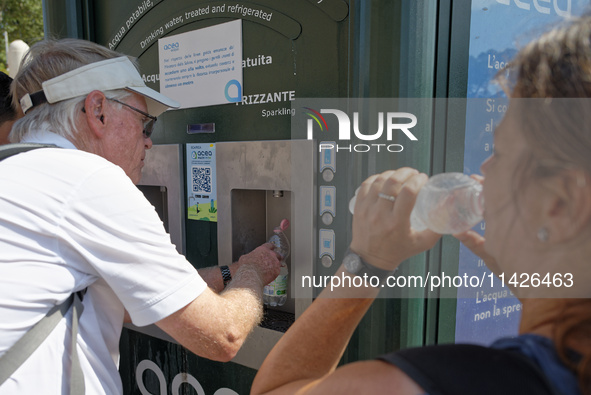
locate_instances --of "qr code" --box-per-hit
[192,166,212,193]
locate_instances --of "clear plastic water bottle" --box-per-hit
[263,219,290,307]
[349,172,484,234]
[410,173,484,233]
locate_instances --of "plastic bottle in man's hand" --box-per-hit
[263,219,290,307]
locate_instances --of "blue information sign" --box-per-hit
[457,0,587,345]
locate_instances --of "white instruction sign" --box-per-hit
[159,19,243,108]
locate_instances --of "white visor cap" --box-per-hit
[20,56,179,116]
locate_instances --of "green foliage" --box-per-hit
[0,0,44,74]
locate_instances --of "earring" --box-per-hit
[577,173,586,188]
[537,227,549,242]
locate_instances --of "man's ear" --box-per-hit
[541,169,591,243]
[83,90,107,138]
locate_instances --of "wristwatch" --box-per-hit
[220,265,232,288]
[343,248,396,285]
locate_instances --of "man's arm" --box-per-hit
[156,243,281,362]
[123,250,250,323]
[197,262,242,293]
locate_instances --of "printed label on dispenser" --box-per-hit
[319,141,336,172]
[319,186,336,216]
[186,143,218,222]
[264,275,288,296]
[319,229,335,259]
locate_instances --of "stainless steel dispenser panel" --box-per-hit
[217,139,316,369]
[128,144,185,343]
[138,144,186,255]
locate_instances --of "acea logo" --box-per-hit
[192,148,213,159]
[303,107,418,153]
[163,42,180,52]
[224,79,242,103]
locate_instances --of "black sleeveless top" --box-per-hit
[378,336,573,395]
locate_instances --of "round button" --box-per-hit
[321,212,333,225]
[321,255,333,268]
[322,169,334,182]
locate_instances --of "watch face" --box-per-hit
[343,252,362,274]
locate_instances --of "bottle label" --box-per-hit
[264,274,287,296]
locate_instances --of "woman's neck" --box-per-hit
[519,299,562,337]
[520,298,591,355]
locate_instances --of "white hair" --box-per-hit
[9,89,132,143]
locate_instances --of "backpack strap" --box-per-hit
[0,291,85,393]
[69,291,85,394]
[0,143,58,161]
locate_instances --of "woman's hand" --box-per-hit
[350,167,441,271]
[452,173,501,275]
[453,230,501,275]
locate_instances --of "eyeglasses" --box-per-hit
[107,98,157,138]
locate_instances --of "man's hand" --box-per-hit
[237,243,282,285]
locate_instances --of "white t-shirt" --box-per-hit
[0,131,207,394]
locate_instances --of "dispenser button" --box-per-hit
[319,141,336,173]
[319,186,336,216]
[319,229,335,259]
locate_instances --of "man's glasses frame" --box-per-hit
[107,98,157,138]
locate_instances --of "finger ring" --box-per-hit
[378,193,396,202]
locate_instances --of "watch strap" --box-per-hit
[220,265,232,288]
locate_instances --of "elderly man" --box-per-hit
[0,39,280,394]
[0,72,20,144]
